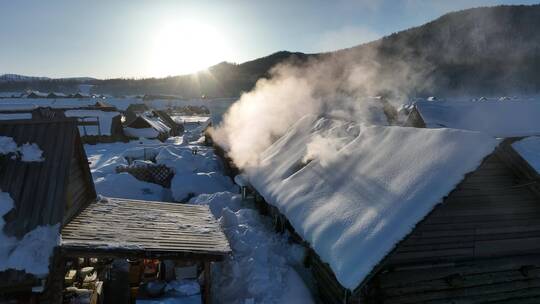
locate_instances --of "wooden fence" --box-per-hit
[116,164,174,188]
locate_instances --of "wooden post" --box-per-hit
[203,261,212,304]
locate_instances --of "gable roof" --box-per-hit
[0,119,96,238]
[127,115,171,133]
[414,100,540,137]
[246,115,498,290]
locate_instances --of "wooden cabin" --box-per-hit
[0,119,230,303]
[239,115,540,303]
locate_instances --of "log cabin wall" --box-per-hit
[360,153,540,303]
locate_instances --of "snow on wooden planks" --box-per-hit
[61,197,231,261]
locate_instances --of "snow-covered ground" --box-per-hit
[82,117,314,303]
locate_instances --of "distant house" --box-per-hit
[0,92,24,98]
[154,110,183,136]
[124,114,171,141]
[92,100,116,111]
[405,100,540,137]
[64,109,124,143]
[142,94,182,101]
[0,118,230,303]
[46,92,68,99]
[242,115,540,303]
[124,103,150,124]
[25,91,48,98]
[71,92,91,99]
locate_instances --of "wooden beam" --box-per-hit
[203,262,212,304]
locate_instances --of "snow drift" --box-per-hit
[246,115,498,289]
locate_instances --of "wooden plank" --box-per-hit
[382,269,540,298]
[384,279,540,304]
[475,237,540,256]
[61,197,231,257]
[379,256,540,289]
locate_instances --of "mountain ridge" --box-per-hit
[2,4,540,97]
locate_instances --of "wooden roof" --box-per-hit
[0,119,94,238]
[61,197,231,261]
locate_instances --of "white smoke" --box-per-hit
[211,40,434,168]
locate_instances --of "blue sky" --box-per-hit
[0,0,538,78]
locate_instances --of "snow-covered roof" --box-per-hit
[512,136,540,174]
[247,115,498,290]
[414,100,540,137]
[0,92,23,98]
[142,115,171,133]
[0,98,97,110]
[172,115,211,124]
[26,91,48,98]
[124,115,171,139]
[64,109,120,136]
[0,113,32,120]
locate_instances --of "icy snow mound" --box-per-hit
[415,100,540,137]
[0,191,59,276]
[94,173,165,201]
[247,115,498,289]
[189,192,242,217]
[171,172,236,201]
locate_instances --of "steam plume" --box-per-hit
[211,40,434,168]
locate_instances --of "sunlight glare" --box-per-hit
[150,20,230,77]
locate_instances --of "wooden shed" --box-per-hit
[240,116,540,303]
[60,197,231,303]
[0,119,230,303]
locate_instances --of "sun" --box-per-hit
[150,20,230,77]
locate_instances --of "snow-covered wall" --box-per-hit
[247,115,498,289]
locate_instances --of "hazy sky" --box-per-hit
[0,0,537,78]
